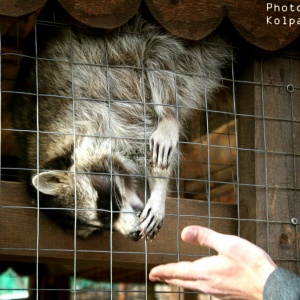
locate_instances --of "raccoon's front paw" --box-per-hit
[149,118,179,169]
[139,201,164,240]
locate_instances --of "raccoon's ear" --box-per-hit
[32,171,68,196]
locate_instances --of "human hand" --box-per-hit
[149,226,277,300]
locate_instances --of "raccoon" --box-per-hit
[13,13,230,241]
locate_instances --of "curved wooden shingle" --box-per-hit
[144,0,226,41]
[1,0,300,50]
[0,0,46,18]
[58,0,141,29]
[145,0,300,50]
[226,0,300,51]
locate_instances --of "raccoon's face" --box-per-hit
[32,153,145,241]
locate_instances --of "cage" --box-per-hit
[0,1,299,300]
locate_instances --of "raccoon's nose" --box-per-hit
[135,210,142,217]
[129,230,141,241]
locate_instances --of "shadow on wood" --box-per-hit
[0,181,237,269]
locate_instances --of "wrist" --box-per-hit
[254,264,276,300]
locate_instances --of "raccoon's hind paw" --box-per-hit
[149,118,179,169]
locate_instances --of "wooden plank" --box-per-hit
[145,0,300,50]
[238,47,300,273]
[0,0,299,50]
[181,119,237,202]
[0,181,237,268]
[188,182,237,204]
[227,0,300,51]
[145,0,225,40]
[182,120,237,180]
[0,0,46,18]
[57,0,141,29]
[183,165,236,200]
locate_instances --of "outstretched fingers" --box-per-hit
[149,261,199,282]
[149,227,226,282]
[150,226,277,300]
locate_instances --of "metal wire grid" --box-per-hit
[0,16,239,300]
[236,51,300,273]
[0,11,299,300]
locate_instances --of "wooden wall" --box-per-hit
[1,3,300,298]
[238,43,300,274]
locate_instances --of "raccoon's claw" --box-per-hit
[139,222,161,239]
[147,220,163,240]
[149,119,179,169]
[139,216,163,240]
[140,222,162,242]
[139,207,150,223]
[150,136,173,169]
[139,194,165,240]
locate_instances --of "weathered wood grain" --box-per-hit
[145,0,300,50]
[0,0,46,18]
[58,0,141,29]
[0,181,237,268]
[145,0,226,40]
[226,0,300,51]
[238,46,300,273]
[1,0,300,50]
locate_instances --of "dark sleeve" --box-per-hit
[264,268,300,300]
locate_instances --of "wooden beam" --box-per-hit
[0,0,46,19]
[237,46,300,273]
[145,0,226,41]
[0,181,237,269]
[181,120,237,181]
[1,0,300,50]
[57,0,141,30]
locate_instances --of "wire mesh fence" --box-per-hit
[0,6,299,300]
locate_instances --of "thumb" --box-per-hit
[181,226,225,253]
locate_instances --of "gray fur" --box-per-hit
[13,14,230,240]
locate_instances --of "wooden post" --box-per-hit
[238,47,300,274]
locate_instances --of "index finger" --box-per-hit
[149,259,207,282]
[149,254,223,283]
